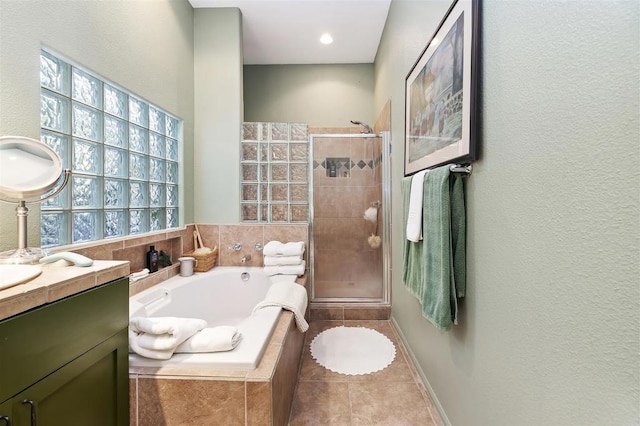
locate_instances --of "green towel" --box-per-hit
[402,165,466,331]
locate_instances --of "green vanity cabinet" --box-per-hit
[0,277,129,425]
[0,400,9,425]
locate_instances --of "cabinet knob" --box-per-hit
[0,415,10,426]
[21,400,36,426]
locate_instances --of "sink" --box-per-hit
[0,264,42,291]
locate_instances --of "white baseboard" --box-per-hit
[390,316,451,426]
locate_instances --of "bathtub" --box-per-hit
[129,266,296,369]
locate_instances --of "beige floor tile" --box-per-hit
[349,381,435,426]
[299,342,349,382]
[289,381,351,425]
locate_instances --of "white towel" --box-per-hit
[263,255,303,266]
[175,326,242,353]
[263,241,305,257]
[263,260,305,277]
[129,268,149,283]
[253,281,309,332]
[129,317,207,360]
[406,170,428,242]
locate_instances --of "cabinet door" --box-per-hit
[0,400,10,426]
[11,329,128,426]
[0,278,128,403]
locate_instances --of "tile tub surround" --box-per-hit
[129,309,306,425]
[0,260,130,320]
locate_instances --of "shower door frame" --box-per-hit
[308,132,391,305]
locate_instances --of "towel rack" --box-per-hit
[449,164,473,175]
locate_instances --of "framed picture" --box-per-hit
[404,0,480,176]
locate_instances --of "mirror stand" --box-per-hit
[0,170,70,264]
[0,136,70,264]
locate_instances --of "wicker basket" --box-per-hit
[183,246,218,272]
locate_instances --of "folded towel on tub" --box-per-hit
[263,255,303,266]
[175,326,242,353]
[263,260,306,277]
[263,241,305,257]
[129,316,207,360]
[253,281,309,332]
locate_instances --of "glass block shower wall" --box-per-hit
[241,123,309,222]
[39,50,181,247]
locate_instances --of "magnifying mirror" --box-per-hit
[0,136,71,264]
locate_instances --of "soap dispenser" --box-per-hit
[146,245,159,273]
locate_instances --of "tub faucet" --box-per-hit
[241,253,251,263]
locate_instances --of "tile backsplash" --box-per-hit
[66,223,308,275]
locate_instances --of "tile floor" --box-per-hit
[288,320,443,426]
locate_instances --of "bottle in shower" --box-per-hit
[146,245,159,273]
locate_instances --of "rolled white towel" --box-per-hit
[129,329,174,360]
[129,317,207,354]
[175,326,242,353]
[263,260,305,277]
[129,268,150,283]
[263,255,303,266]
[263,241,305,257]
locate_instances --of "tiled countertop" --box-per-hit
[0,260,130,321]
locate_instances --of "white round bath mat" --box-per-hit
[310,326,396,375]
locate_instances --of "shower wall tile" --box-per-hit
[374,100,392,132]
[313,280,382,299]
[314,218,367,251]
[313,249,353,282]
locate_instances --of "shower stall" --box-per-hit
[309,131,391,305]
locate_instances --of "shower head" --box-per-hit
[350,120,374,134]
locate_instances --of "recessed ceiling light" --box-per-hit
[320,33,333,45]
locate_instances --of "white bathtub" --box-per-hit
[129,267,296,369]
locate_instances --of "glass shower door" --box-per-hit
[309,133,389,303]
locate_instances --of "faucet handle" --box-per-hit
[254,243,263,252]
[229,243,242,251]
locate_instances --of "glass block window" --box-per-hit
[40,50,181,247]
[241,122,309,222]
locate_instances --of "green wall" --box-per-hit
[194,8,243,223]
[0,0,195,250]
[244,64,375,127]
[376,0,640,424]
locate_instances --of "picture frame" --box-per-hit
[404,0,480,176]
